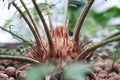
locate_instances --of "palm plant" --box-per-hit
[1,0,120,80]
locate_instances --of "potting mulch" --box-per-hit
[0,55,120,80]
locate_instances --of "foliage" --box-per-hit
[16,45,31,55]
[112,41,120,63]
[90,7,120,27]
[67,0,85,35]
[62,63,91,80]
[23,62,92,80]
[23,64,54,80]
[67,2,120,36]
[0,48,15,55]
[0,45,31,55]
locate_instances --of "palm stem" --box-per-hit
[73,0,94,43]
[12,2,42,48]
[45,0,53,30]
[64,0,69,27]
[32,0,56,55]
[19,0,43,53]
[0,55,39,64]
[20,0,42,43]
[75,34,120,60]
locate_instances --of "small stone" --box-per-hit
[97,70,108,78]
[8,77,15,80]
[108,72,117,78]
[94,61,105,69]
[0,71,4,73]
[0,73,9,78]
[103,59,112,71]
[5,66,16,77]
[94,66,102,72]
[0,65,5,70]
[108,77,115,80]
[104,67,111,72]
[114,59,120,72]
[108,76,120,80]
[107,72,120,80]
[0,60,9,67]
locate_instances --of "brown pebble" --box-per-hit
[94,61,104,68]
[104,67,111,72]
[0,73,9,78]
[5,66,16,77]
[108,77,116,80]
[8,77,15,80]
[0,71,4,73]
[108,72,117,78]
[114,59,120,72]
[0,65,5,70]
[103,59,112,71]
[108,76,120,80]
[94,66,102,72]
[107,72,120,80]
[98,70,108,78]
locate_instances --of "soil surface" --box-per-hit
[93,57,120,80]
[0,60,29,80]
[0,56,120,80]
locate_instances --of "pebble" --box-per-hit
[97,70,108,78]
[0,73,9,78]
[108,72,117,78]
[8,77,15,80]
[108,76,120,80]
[94,66,102,72]
[0,65,5,70]
[5,66,16,77]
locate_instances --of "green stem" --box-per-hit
[19,0,43,53]
[0,26,28,42]
[0,55,39,64]
[32,0,56,54]
[112,41,120,69]
[65,19,69,29]
[20,0,42,43]
[73,0,94,43]
[105,32,120,40]
[64,0,69,27]
[75,34,120,60]
[45,0,53,30]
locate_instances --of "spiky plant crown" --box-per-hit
[29,26,90,62]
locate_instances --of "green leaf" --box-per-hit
[67,0,85,34]
[83,17,97,35]
[90,7,120,27]
[62,62,91,80]
[16,45,31,55]
[112,41,120,62]
[6,19,13,23]
[24,64,54,80]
